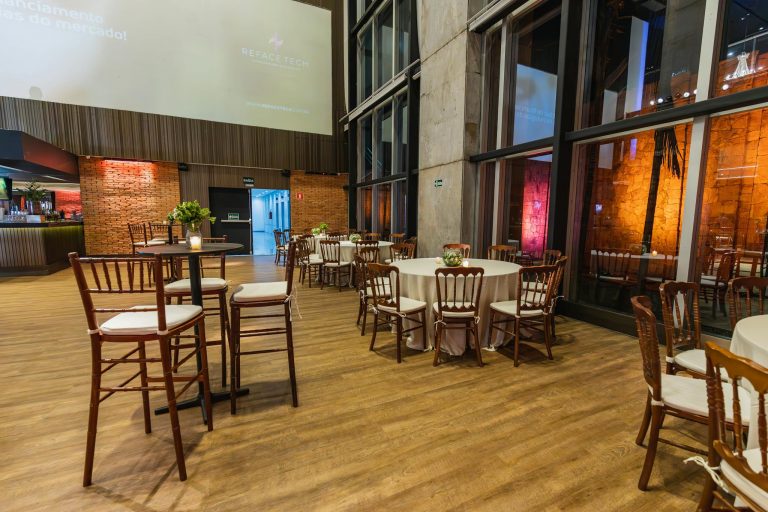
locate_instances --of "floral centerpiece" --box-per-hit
[349,233,362,243]
[318,222,329,234]
[24,181,47,215]
[311,227,321,236]
[167,200,216,247]
[442,249,463,267]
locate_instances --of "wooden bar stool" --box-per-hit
[69,252,213,486]
[229,242,298,413]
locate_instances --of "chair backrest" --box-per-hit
[550,256,568,300]
[326,232,344,241]
[273,229,286,247]
[517,265,558,313]
[354,248,379,291]
[542,249,562,266]
[364,232,381,241]
[488,244,518,263]
[296,238,312,264]
[355,240,379,253]
[434,266,484,317]
[284,242,297,295]
[700,244,716,276]
[389,243,415,262]
[631,295,662,402]
[659,281,701,362]
[704,342,768,501]
[716,251,737,283]
[443,243,471,258]
[128,222,148,247]
[320,240,342,263]
[595,248,631,278]
[69,252,166,334]
[728,276,768,330]
[389,233,405,244]
[367,262,400,310]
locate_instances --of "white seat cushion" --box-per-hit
[165,277,227,293]
[432,302,476,318]
[384,258,392,264]
[133,239,166,247]
[324,261,351,267]
[700,276,725,287]
[721,448,768,509]
[659,374,750,423]
[100,305,202,335]
[307,256,323,264]
[378,297,426,314]
[674,349,729,380]
[232,281,288,303]
[489,300,545,317]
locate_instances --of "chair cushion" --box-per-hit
[674,349,730,380]
[133,239,166,247]
[384,258,392,264]
[378,297,426,314]
[659,374,750,423]
[165,277,227,293]
[308,256,323,264]
[700,276,725,287]
[432,302,476,318]
[100,305,202,335]
[489,300,545,317]
[324,261,351,267]
[232,281,288,303]
[721,448,768,509]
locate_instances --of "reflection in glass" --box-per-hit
[358,25,373,103]
[716,1,768,97]
[502,155,552,260]
[359,115,373,182]
[377,183,392,235]
[585,0,704,127]
[376,4,393,89]
[576,123,692,316]
[395,95,408,175]
[376,103,393,178]
[392,179,407,235]
[359,187,373,232]
[396,0,410,73]
[482,28,501,151]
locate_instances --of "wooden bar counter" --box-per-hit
[0,221,85,276]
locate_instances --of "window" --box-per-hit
[584,0,705,128]
[358,25,373,103]
[359,115,373,182]
[356,0,372,21]
[376,3,394,89]
[376,103,393,178]
[359,186,373,232]
[716,1,768,97]
[481,27,502,152]
[395,95,408,175]
[376,182,392,234]
[396,0,410,73]
[392,179,407,235]
[574,123,692,317]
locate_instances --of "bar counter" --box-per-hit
[0,221,85,276]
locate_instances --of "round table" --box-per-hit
[730,315,768,455]
[137,242,243,419]
[391,258,521,355]
[338,241,393,263]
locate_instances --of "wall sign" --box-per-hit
[296,192,304,200]
[227,212,240,220]
[434,179,443,188]
[243,177,254,188]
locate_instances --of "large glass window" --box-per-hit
[359,115,373,182]
[358,25,373,103]
[356,0,372,21]
[376,183,392,235]
[482,28,502,152]
[396,0,410,73]
[575,123,692,317]
[716,1,768,97]
[584,0,705,128]
[359,186,373,232]
[392,179,407,234]
[376,3,394,89]
[395,95,408,175]
[376,103,393,178]
[501,155,552,260]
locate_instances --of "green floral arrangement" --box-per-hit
[442,249,463,267]
[24,181,47,201]
[349,233,362,243]
[168,200,216,229]
[318,222,329,232]
[311,227,321,235]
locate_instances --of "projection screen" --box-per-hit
[0,0,333,135]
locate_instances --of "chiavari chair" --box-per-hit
[630,296,750,491]
[434,266,485,367]
[128,222,165,254]
[541,249,562,266]
[442,243,471,258]
[354,247,382,335]
[148,222,174,243]
[364,232,381,241]
[701,250,737,317]
[297,237,323,287]
[69,252,213,486]
[229,242,298,413]
[487,244,518,263]
[389,233,406,244]
[386,242,415,264]
[273,229,288,266]
[326,231,345,242]
[728,276,768,330]
[320,240,352,291]
[367,263,426,363]
[659,281,705,378]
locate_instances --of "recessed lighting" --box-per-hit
[657,98,664,103]
[650,100,655,106]
[683,92,690,98]
[723,84,730,90]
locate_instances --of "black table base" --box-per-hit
[154,388,249,420]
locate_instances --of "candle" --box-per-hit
[651,250,658,256]
[190,235,202,250]
[435,257,442,264]
[462,260,469,267]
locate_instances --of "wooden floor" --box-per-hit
[1,256,708,511]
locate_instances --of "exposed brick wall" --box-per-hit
[289,171,349,232]
[79,157,180,255]
[53,190,81,217]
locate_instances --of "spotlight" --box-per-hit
[650,100,655,106]
[683,92,690,98]
[657,98,664,103]
[722,84,730,90]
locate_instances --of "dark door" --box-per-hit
[209,187,251,255]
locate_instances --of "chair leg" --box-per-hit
[433,321,443,367]
[361,299,369,336]
[472,323,483,367]
[369,310,379,351]
[697,471,717,511]
[230,305,240,415]
[635,393,652,446]
[83,342,102,487]
[137,341,152,434]
[638,406,664,491]
[285,302,298,407]
[159,336,187,482]
[487,310,495,347]
[513,317,521,367]
[421,310,427,348]
[396,316,403,364]
[543,314,554,360]
[197,318,214,431]
[218,292,229,387]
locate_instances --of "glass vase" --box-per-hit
[185,222,202,248]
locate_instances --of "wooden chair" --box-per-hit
[386,242,415,264]
[728,276,768,330]
[326,231,344,241]
[406,236,418,257]
[487,244,518,263]
[367,263,426,363]
[488,265,557,367]
[354,247,382,336]
[297,237,322,288]
[389,233,406,244]
[166,236,230,385]
[320,240,351,291]
[229,242,298,413]
[592,248,634,302]
[433,266,485,367]
[659,281,705,378]
[546,256,568,342]
[128,222,165,254]
[273,229,288,266]
[69,252,213,486]
[541,249,562,265]
[354,240,379,252]
[701,251,736,317]
[630,296,750,491]
[698,343,768,511]
[443,243,471,258]
[364,232,381,241]
[148,222,174,243]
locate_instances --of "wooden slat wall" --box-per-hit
[0,0,346,174]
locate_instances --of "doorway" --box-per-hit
[209,187,252,255]
[250,189,290,256]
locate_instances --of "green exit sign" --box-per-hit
[227,213,240,220]
[434,179,443,188]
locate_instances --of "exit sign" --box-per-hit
[434,179,443,188]
[243,177,254,188]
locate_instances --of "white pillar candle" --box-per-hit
[651,250,658,256]
[190,235,202,250]
[462,260,469,267]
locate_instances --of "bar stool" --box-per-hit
[128,222,165,254]
[229,242,298,413]
[166,236,230,385]
[69,252,213,486]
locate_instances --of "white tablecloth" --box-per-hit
[391,258,520,355]
[730,315,768,451]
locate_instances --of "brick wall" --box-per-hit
[53,190,81,217]
[79,157,180,255]
[289,171,349,232]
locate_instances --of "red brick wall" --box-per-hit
[290,171,349,232]
[79,157,180,255]
[53,190,81,217]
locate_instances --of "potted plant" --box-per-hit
[24,181,47,215]
[167,200,216,247]
[318,222,329,234]
[442,249,463,267]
